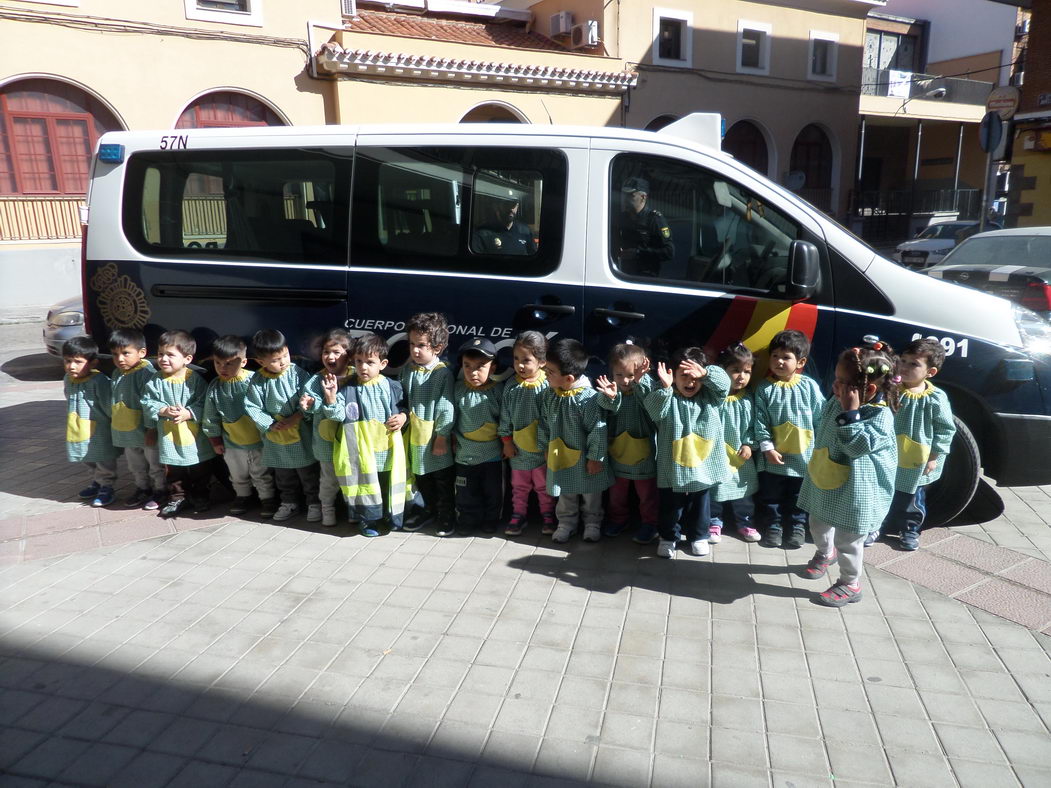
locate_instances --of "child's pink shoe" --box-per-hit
[737,525,761,542]
[708,524,722,544]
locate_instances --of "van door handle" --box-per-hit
[523,303,576,316]
[592,307,646,321]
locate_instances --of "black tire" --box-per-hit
[924,416,980,527]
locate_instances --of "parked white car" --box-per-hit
[895,220,1000,270]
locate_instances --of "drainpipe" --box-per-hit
[909,119,923,234]
[953,123,963,213]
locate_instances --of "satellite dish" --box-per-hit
[784,171,806,191]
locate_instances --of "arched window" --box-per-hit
[0,79,122,195]
[790,124,833,211]
[644,114,679,132]
[460,104,526,123]
[176,91,283,129]
[723,120,769,176]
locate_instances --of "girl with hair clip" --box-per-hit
[796,341,899,607]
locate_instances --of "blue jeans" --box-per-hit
[658,488,711,543]
[758,472,806,531]
[882,486,926,536]
[711,495,755,529]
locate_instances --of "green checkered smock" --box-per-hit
[644,365,732,493]
[143,369,216,467]
[538,377,612,496]
[110,361,156,448]
[499,372,548,471]
[65,370,120,463]
[754,373,824,478]
[893,381,956,493]
[244,364,314,469]
[401,361,455,475]
[454,378,504,466]
[300,372,348,462]
[345,375,404,472]
[597,373,657,481]
[797,398,897,534]
[712,389,759,503]
[203,369,262,451]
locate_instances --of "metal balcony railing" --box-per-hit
[861,67,992,106]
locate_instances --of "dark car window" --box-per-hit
[944,235,1051,271]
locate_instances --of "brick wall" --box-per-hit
[1020,0,1051,112]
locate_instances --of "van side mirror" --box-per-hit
[784,240,820,300]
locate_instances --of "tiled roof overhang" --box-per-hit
[316,44,637,94]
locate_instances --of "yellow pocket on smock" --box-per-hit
[513,421,539,453]
[610,431,650,465]
[897,434,931,470]
[672,433,713,468]
[111,402,141,432]
[773,422,812,455]
[808,447,850,490]
[318,418,340,443]
[224,414,260,446]
[724,442,747,470]
[463,422,498,442]
[67,412,94,443]
[163,419,199,447]
[547,438,581,472]
[265,422,301,445]
[409,412,435,447]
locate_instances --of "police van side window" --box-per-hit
[610,154,802,293]
[124,149,351,264]
[351,147,565,276]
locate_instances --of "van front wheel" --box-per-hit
[923,417,980,527]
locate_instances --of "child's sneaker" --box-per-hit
[603,520,627,537]
[761,525,782,548]
[403,510,429,533]
[551,524,575,544]
[78,482,100,500]
[143,494,163,512]
[633,524,659,545]
[817,582,863,607]
[228,496,253,515]
[657,539,677,558]
[191,498,210,514]
[690,539,710,557]
[124,488,153,508]
[91,486,115,508]
[435,519,455,538]
[582,524,601,543]
[783,525,806,550]
[505,513,527,537]
[863,530,879,547]
[900,530,920,551]
[737,525,761,542]
[259,498,278,518]
[359,521,381,537]
[306,504,322,523]
[708,524,722,544]
[272,502,299,522]
[321,505,337,527]
[541,513,558,535]
[803,550,836,580]
[159,498,187,519]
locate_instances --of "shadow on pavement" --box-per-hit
[1,639,585,787]
[1,352,65,382]
[946,479,1006,526]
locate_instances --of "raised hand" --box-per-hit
[594,375,617,399]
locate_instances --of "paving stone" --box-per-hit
[884,749,957,788]
[763,700,821,739]
[532,738,596,782]
[824,741,892,784]
[591,744,652,787]
[993,728,1051,767]
[934,723,1008,762]
[949,757,1021,788]
[107,752,187,788]
[767,732,829,775]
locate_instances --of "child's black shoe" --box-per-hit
[783,525,806,550]
[761,525,783,548]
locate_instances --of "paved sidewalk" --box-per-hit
[3,378,1051,786]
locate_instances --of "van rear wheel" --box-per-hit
[924,417,980,527]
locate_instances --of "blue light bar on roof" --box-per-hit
[97,144,125,163]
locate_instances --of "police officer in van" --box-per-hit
[616,176,674,277]
[472,189,537,256]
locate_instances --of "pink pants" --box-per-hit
[608,476,659,526]
[510,466,556,516]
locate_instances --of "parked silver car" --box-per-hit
[895,220,1001,270]
[43,295,87,356]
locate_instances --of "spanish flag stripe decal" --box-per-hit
[784,301,819,338]
[705,297,818,360]
[742,299,797,352]
[705,296,760,357]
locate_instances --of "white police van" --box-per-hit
[82,115,1051,524]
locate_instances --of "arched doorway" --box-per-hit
[460,103,527,123]
[0,77,123,195]
[790,124,833,212]
[176,91,285,129]
[644,114,679,132]
[723,120,770,177]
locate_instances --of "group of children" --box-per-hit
[62,314,955,607]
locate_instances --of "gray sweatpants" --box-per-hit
[124,445,166,492]
[810,518,866,586]
[318,460,339,508]
[223,447,275,499]
[86,460,117,487]
[555,492,603,532]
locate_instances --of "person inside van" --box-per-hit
[472,190,536,255]
[616,176,674,277]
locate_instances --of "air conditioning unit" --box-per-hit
[570,20,600,49]
[550,11,573,37]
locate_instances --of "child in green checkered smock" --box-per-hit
[63,337,120,506]
[539,338,612,544]
[203,335,276,518]
[499,331,555,536]
[244,329,319,522]
[878,338,956,550]
[754,330,824,549]
[709,344,761,544]
[594,343,658,543]
[798,344,899,608]
[143,369,215,467]
[109,328,165,507]
[454,337,504,534]
[401,313,456,535]
[644,349,731,558]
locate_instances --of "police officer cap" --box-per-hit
[622,177,649,194]
[460,336,497,359]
